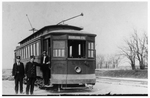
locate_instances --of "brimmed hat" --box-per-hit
[30,55,35,59]
[16,56,21,59]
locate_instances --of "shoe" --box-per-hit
[20,91,23,94]
[15,92,18,95]
[26,93,29,95]
[44,85,48,87]
[45,84,53,87]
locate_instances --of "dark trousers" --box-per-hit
[41,64,50,85]
[15,75,23,94]
[43,68,50,85]
[26,78,36,95]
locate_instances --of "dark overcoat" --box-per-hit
[12,62,25,78]
[25,62,39,78]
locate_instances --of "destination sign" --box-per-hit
[68,36,86,40]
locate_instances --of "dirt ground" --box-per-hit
[2,78,148,96]
[2,69,148,96]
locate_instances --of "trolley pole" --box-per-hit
[57,13,83,25]
[26,14,37,33]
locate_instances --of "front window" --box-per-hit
[53,41,65,57]
[68,40,86,58]
[88,42,94,58]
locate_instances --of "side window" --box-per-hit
[26,46,28,58]
[31,44,33,55]
[19,50,21,57]
[22,48,24,59]
[16,51,18,56]
[21,49,23,59]
[36,42,39,56]
[53,41,65,57]
[28,45,30,58]
[24,47,26,59]
[33,43,36,56]
[88,42,94,58]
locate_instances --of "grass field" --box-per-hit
[95,69,148,79]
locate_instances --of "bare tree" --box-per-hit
[96,54,105,69]
[119,38,136,70]
[105,55,116,68]
[111,55,121,68]
[119,29,148,70]
[132,30,148,69]
[143,32,148,67]
[96,54,122,69]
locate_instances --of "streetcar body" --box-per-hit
[14,25,96,88]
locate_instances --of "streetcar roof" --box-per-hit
[19,25,83,44]
[49,30,96,36]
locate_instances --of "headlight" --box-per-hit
[74,66,82,73]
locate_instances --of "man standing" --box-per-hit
[12,56,25,94]
[25,55,39,95]
[41,51,50,87]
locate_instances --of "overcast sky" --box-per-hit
[2,2,147,69]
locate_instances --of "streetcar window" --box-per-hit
[24,48,25,59]
[31,44,33,55]
[33,43,36,56]
[21,48,23,58]
[25,47,26,58]
[26,46,28,58]
[21,49,23,59]
[19,50,21,57]
[18,50,20,57]
[16,51,18,56]
[53,41,65,57]
[88,42,94,58]
[22,49,24,59]
[22,48,24,59]
[28,45,30,58]
[36,42,39,56]
[68,40,86,58]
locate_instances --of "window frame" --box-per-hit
[33,43,36,56]
[68,39,86,58]
[36,42,39,56]
[28,45,30,58]
[30,44,33,56]
[52,40,66,58]
[88,42,95,58]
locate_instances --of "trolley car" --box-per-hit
[14,24,96,90]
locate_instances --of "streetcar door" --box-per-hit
[43,37,51,56]
[43,36,51,79]
[51,39,67,85]
[51,34,67,85]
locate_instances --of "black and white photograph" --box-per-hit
[2,1,148,96]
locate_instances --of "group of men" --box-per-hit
[12,51,50,95]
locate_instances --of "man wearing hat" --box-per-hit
[25,55,39,95]
[41,51,50,87]
[12,56,25,94]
